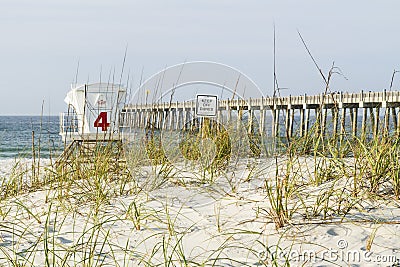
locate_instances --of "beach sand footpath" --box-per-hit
[0,157,399,266]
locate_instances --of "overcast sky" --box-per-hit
[1,0,399,115]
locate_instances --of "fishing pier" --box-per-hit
[120,90,400,139]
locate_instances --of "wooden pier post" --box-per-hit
[271,108,276,138]
[260,99,265,135]
[374,107,380,137]
[369,108,375,138]
[397,108,400,136]
[349,108,354,136]
[139,110,146,128]
[392,107,397,134]
[332,108,339,137]
[361,108,367,140]
[248,109,253,135]
[139,110,144,128]
[260,108,265,136]
[175,105,180,130]
[139,109,142,128]
[248,99,253,135]
[340,108,346,140]
[300,108,305,137]
[285,108,290,138]
[148,110,152,128]
[136,110,140,128]
[145,109,148,128]
[226,99,231,123]
[175,107,179,130]
[133,111,136,129]
[277,108,281,138]
[183,102,187,128]
[384,108,390,134]
[352,108,358,137]
[322,107,327,136]
[305,108,310,135]
[315,107,321,137]
[168,109,173,130]
[163,104,167,130]
[144,110,148,128]
[137,105,140,128]
[287,96,293,138]
[156,110,161,129]
[289,108,294,138]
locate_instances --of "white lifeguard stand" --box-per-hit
[60,83,126,142]
[57,83,127,170]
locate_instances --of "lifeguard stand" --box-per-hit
[60,83,126,141]
[57,83,127,172]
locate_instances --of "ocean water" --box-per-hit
[0,116,63,159]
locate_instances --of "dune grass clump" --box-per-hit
[179,118,232,172]
[259,104,400,230]
[354,135,399,195]
[145,125,168,165]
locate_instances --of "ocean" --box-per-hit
[0,116,63,159]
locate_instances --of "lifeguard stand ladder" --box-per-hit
[56,83,127,175]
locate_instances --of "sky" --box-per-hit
[1,0,400,115]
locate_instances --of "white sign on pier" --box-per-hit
[196,94,218,117]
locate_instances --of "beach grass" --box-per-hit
[0,107,400,266]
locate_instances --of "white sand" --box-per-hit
[0,157,399,266]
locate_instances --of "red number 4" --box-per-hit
[94,112,110,131]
